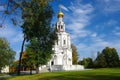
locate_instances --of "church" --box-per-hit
[39,10,84,72]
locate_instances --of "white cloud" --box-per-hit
[107,20,118,26]
[115,26,120,31]
[11,32,23,43]
[65,2,94,41]
[0,24,23,43]
[112,26,120,36]
[96,0,120,13]
[114,31,120,36]
[91,33,97,37]
[0,5,5,11]
[59,4,69,11]
[60,0,120,59]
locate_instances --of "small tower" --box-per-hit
[56,10,65,32]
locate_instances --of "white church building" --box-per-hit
[40,10,84,72]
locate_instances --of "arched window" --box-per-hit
[58,25,60,30]
[64,40,66,45]
[57,40,58,45]
[61,25,63,29]
[51,61,54,65]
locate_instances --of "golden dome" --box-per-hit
[57,11,64,18]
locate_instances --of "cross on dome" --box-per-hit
[57,5,64,18]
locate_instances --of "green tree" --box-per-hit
[94,52,107,68]
[0,0,56,75]
[71,44,79,64]
[94,47,119,68]
[21,51,35,75]
[0,37,15,73]
[81,58,93,68]
[20,0,57,74]
[102,47,119,67]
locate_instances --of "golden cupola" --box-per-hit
[57,11,64,18]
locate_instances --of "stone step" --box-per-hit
[40,67,49,73]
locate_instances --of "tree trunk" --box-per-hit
[30,66,32,75]
[36,64,40,74]
[0,67,1,73]
[17,36,26,75]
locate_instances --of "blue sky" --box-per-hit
[0,0,120,60]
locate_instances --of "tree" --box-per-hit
[102,47,119,67]
[94,47,119,68]
[0,0,56,75]
[19,0,57,74]
[71,44,79,64]
[10,60,19,72]
[80,58,93,68]
[21,50,36,75]
[94,52,107,68]
[0,37,15,73]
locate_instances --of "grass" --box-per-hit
[0,73,7,76]
[1,68,120,80]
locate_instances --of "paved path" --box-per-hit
[0,75,11,79]
[0,71,36,79]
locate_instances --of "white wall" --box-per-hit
[1,66,9,73]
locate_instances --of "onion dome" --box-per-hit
[57,11,64,18]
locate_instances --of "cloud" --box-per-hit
[65,2,94,42]
[0,24,23,43]
[11,32,23,43]
[112,26,120,36]
[59,4,69,11]
[96,0,120,13]
[91,33,97,37]
[107,20,118,26]
[58,0,120,60]
[113,30,120,36]
[0,5,5,11]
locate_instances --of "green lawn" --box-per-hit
[2,68,120,80]
[0,73,7,76]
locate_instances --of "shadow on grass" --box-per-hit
[39,74,120,80]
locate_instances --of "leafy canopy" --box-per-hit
[0,37,16,69]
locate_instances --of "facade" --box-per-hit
[48,11,84,71]
[39,10,84,72]
[48,11,72,66]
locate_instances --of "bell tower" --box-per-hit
[56,10,65,32]
[49,8,73,66]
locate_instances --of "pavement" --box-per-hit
[0,71,36,79]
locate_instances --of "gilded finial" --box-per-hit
[57,4,64,18]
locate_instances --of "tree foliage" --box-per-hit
[0,37,15,73]
[21,51,36,74]
[79,57,93,68]
[19,0,57,73]
[94,47,119,68]
[0,0,54,27]
[94,52,107,68]
[71,44,79,64]
[1,0,56,74]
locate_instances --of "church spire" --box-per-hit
[57,5,64,18]
[57,11,64,18]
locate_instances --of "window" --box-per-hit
[64,40,66,45]
[57,40,58,45]
[61,25,63,29]
[58,25,60,30]
[51,61,54,65]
